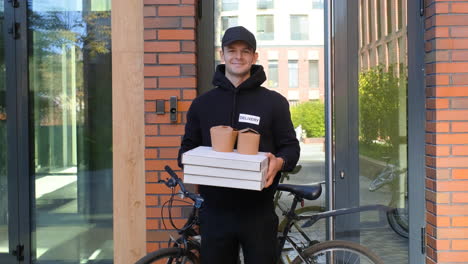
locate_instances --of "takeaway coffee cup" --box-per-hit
[237,128,260,155]
[210,125,238,152]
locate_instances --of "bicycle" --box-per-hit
[368,157,408,238]
[135,165,385,264]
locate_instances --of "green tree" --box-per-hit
[291,101,325,138]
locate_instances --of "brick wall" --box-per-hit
[425,1,468,263]
[143,0,197,252]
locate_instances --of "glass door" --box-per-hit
[333,0,411,263]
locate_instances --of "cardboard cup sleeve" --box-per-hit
[210,125,238,152]
[237,128,260,155]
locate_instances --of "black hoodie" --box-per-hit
[178,64,300,209]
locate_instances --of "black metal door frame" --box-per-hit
[1,0,31,263]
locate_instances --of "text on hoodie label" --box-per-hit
[239,114,260,125]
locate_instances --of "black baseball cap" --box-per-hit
[221,26,257,51]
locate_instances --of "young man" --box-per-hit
[178,26,300,264]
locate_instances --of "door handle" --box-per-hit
[339,170,345,179]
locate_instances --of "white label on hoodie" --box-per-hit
[239,114,260,125]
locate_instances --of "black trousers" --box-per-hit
[199,204,279,264]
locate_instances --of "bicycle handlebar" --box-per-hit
[162,166,204,208]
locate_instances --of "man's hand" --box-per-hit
[264,153,284,188]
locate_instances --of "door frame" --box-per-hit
[332,0,426,262]
[2,0,31,263]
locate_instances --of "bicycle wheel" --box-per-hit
[291,240,384,264]
[387,207,409,238]
[135,247,200,264]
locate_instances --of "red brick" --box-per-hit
[144,0,180,5]
[144,6,156,17]
[182,41,196,52]
[145,101,156,112]
[158,6,195,16]
[144,17,180,28]
[145,124,158,135]
[453,193,468,204]
[436,157,468,167]
[146,171,158,182]
[144,54,157,64]
[438,252,468,262]
[159,148,179,159]
[452,50,468,61]
[181,0,195,3]
[436,227,468,239]
[145,66,180,77]
[145,149,158,159]
[181,65,196,75]
[145,113,172,124]
[146,242,160,253]
[181,17,196,28]
[453,169,468,179]
[436,205,468,216]
[144,41,180,52]
[451,26,468,38]
[146,160,180,173]
[146,195,158,206]
[146,136,181,147]
[426,144,450,156]
[146,206,181,218]
[453,217,468,227]
[435,62,468,73]
[435,110,468,120]
[147,219,159,230]
[427,98,449,109]
[145,78,157,88]
[452,75,468,85]
[453,240,468,250]
[159,54,196,64]
[436,134,468,144]
[426,122,450,132]
[453,145,468,156]
[427,50,450,62]
[452,98,468,109]
[159,124,185,135]
[452,122,468,132]
[436,15,468,26]
[178,101,192,111]
[182,89,197,100]
[452,3,468,13]
[158,30,195,40]
[159,77,196,88]
[144,30,157,40]
[427,74,450,86]
[145,90,181,100]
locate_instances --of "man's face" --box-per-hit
[220,41,258,79]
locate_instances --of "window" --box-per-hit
[268,60,279,88]
[257,0,274,9]
[288,60,299,88]
[397,0,402,30]
[222,0,238,11]
[309,60,319,88]
[312,0,324,9]
[367,0,373,42]
[257,15,274,40]
[376,0,381,39]
[290,15,309,40]
[387,0,392,34]
[221,16,238,39]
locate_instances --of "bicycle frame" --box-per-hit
[277,193,390,264]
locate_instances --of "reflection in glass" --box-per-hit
[290,15,309,41]
[256,15,274,41]
[309,60,319,88]
[28,0,113,263]
[0,2,8,253]
[222,0,238,11]
[257,0,274,9]
[358,0,408,263]
[215,1,326,262]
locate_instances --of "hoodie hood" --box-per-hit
[212,64,266,92]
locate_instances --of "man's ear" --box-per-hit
[253,52,259,64]
[219,49,225,63]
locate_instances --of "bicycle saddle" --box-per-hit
[277,183,322,200]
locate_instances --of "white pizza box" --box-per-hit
[183,174,266,191]
[184,164,268,181]
[182,146,269,171]
[181,146,269,191]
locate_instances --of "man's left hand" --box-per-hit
[264,153,284,188]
